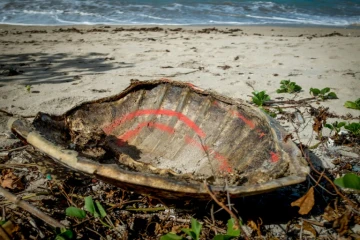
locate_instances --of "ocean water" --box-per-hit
[0,0,359,27]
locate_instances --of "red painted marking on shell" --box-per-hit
[212,101,219,106]
[103,109,205,138]
[270,151,280,163]
[118,121,175,143]
[185,135,232,173]
[232,111,255,129]
[256,130,266,138]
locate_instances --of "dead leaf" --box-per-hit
[283,133,293,143]
[303,222,317,237]
[0,169,24,190]
[332,211,351,236]
[1,178,15,189]
[105,190,115,199]
[291,187,315,215]
[247,218,262,237]
[323,203,339,222]
[312,107,328,134]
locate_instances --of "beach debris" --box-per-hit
[217,65,231,70]
[0,169,24,190]
[291,187,315,215]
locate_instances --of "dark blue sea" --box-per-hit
[1,0,359,27]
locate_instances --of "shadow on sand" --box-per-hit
[0,52,134,84]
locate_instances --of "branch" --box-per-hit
[263,97,316,106]
[203,181,249,240]
[0,186,65,229]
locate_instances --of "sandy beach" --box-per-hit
[1,24,360,144]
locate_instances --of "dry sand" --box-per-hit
[0,24,359,158]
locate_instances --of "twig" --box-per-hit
[299,219,303,240]
[0,163,37,171]
[263,97,316,106]
[0,146,28,153]
[300,218,325,227]
[210,204,217,235]
[225,178,231,212]
[125,206,166,212]
[0,192,50,205]
[203,181,249,240]
[0,186,65,228]
[307,174,337,196]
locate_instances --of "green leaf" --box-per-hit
[324,123,334,130]
[226,218,241,237]
[95,201,107,219]
[294,85,302,92]
[334,173,360,190]
[84,196,98,217]
[191,218,202,240]
[252,96,261,106]
[344,122,360,135]
[258,91,265,99]
[337,122,346,128]
[213,235,236,240]
[320,87,330,94]
[55,228,75,240]
[65,207,86,219]
[344,101,360,110]
[309,88,320,96]
[326,92,337,99]
[55,236,67,240]
[276,89,286,93]
[160,233,185,240]
[181,229,197,240]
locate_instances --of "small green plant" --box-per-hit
[161,218,240,240]
[55,228,75,240]
[344,98,360,110]
[334,173,360,191]
[65,196,113,228]
[276,80,302,93]
[344,122,360,136]
[25,85,32,93]
[324,121,346,136]
[309,87,337,100]
[252,90,270,106]
[213,218,241,240]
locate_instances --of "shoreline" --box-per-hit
[1,22,360,28]
[1,24,360,38]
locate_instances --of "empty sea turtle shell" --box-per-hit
[9,79,309,199]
